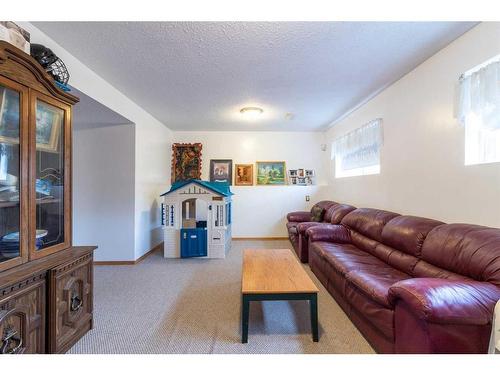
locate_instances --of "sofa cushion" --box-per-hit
[421,224,500,287]
[413,259,473,281]
[346,266,411,308]
[313,242,387,276]
[381,215,444,258]
[342,208,400,242]
[324,203,357,224]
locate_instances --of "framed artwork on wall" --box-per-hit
[210,159,232,184]
[171,143,203,183]
[288,168,315,185]
[235,164,253,186]
[256,161,286,185]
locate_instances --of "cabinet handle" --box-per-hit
[1,327,23,354]
[70,293,83,312]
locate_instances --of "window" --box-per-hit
[331,119,383,178]
[457,57,500,165]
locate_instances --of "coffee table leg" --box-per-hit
[242,294,250,343]
[310,293,319,342]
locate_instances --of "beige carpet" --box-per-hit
[69,240,375,354]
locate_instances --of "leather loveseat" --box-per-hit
[305,207,500,353]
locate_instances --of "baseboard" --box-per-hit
[94,242,163,266]
[232,237,288,241]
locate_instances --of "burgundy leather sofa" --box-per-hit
[305,207,500,354]
[287,200,336,257]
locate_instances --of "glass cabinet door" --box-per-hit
[30,92,71,259]
[0,78,28,271]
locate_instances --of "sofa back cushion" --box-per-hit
[421,224,500,286]
[341,208,400,242]
[324,203,357,224]
[381,216,444,258]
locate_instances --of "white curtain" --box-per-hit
[457,60,500,130]
[331,119,383,171]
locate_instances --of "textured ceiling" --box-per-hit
[34,22,477,131]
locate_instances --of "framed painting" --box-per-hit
[210,159,232,185]
[35,100,63,153]
[256,161,286,185]
[171,143,203,183]
[235,164,253,186]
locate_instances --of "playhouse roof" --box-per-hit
[161,179,233,197]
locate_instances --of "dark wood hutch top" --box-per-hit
[0,40,79,106]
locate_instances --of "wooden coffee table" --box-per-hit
[241,248,319,343]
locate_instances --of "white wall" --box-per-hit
[322,22,500,228]
[173,131,328,237]
[22,22,174,260]
[134,122,173,259]
[73,123,136,261]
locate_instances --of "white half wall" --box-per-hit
[73,123,135,262]
[322,22,500,228]
[173,131,329,237]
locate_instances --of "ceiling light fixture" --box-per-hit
[240,106,264,118]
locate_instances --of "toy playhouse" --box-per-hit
[161,179,233,259]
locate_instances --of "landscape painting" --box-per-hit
[256,161,286,185]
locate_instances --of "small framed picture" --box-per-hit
[288,169,298,177]
[305,169,315,177]
[290,177,297,185]
[297,169,305,177]
[210,159,233,185]
[235,164,253,186]
[297,177,306,185]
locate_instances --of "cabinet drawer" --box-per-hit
[48,252,93,353]
[0,274,46,354]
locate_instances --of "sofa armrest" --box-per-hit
[297,222,327,235]
[287,211,312,223]
[388,278,500,325]
[306,224,351,244]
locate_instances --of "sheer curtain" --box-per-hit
[457,60,500,131]
[331,119,383,177]
[457,60,500,165]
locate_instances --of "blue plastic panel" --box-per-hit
[180,228,207,258]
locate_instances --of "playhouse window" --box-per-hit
[226,202,231,225]
[169,205,174,227]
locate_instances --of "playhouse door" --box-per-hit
[180,228,207,258]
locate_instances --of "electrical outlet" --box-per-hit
[305,195,310,202]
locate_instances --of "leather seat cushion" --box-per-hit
[346,266,411,308]
[315,242,389,276]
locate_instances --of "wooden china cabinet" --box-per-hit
[0,41,97,354]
